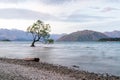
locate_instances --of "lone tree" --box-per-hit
[27,20,53,47]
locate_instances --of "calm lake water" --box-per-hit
[0,41,120,75]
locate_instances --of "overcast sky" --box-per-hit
[0,0,120,34]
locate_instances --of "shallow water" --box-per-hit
[0,41,120,76]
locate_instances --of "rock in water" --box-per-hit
[72,65,79,68]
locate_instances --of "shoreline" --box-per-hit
[0,58,120,80]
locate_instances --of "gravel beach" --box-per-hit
[0,58,120,80]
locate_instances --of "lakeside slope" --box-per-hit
[0,58,120,80]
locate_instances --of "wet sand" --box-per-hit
[0,58,120,80]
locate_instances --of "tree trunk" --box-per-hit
[31,40,35,47]
[31,36,40,47]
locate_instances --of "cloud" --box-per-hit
[0,8,56,20]
[90,7,101,10]
[0,0,27,3]
[104,0,120,3]
[40,0,72,5]
[0,0,120,34]
[0,0,72,5]
[101,7,120,12]
[61,14,112,22]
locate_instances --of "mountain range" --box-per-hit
[0,29,32,41]
[0,29,120,41]
[104,30,120,38]
[0,29,64,41]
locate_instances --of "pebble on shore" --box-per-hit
[0,58,120,80]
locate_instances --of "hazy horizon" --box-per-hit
[0,0,120,34]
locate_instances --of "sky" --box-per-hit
[0,0,120,34]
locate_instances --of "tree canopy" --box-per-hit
[27,20,53,47]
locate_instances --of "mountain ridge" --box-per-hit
[0,29,63,41]
[104,30,120,38]
[57,30,109,41]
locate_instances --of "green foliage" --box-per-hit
[27,20,51,47]
[47,39,54,44]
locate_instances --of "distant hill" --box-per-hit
[57,30,109,41]
[104,30,120,38]
[0,29,63,41]
[0,29,32,41]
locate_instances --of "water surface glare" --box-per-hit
[0,41,120,76]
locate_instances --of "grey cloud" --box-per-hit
[40,0,73,5]
[90,7,101,10]
[0,8,56,20]
[0,0,27,3]
[0,0,72,5]
[61,14,112,22]
[90,6,120,12]
[0,7,114,23]
[105,0,120,3]
[101,7,120,12]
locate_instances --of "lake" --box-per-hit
[0,41,120,76]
